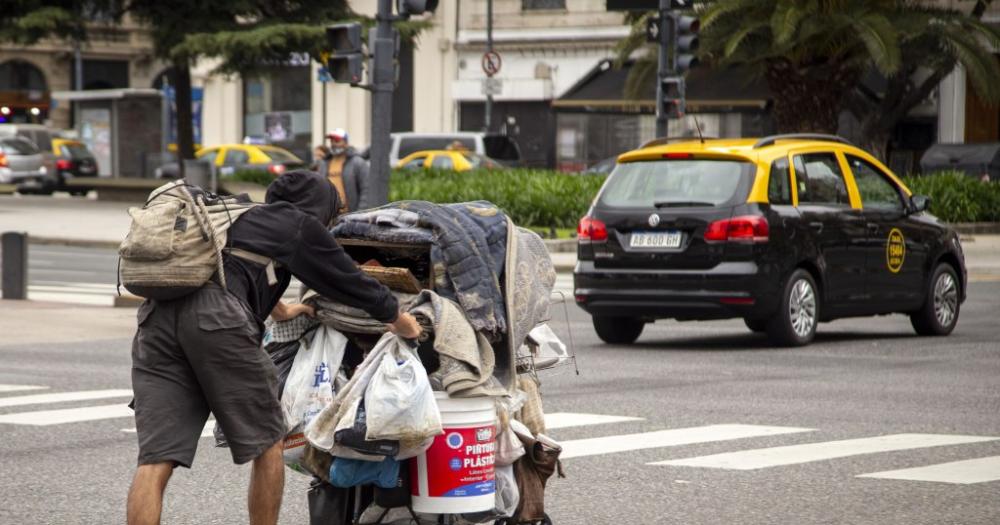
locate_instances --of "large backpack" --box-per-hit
[118,179,274,300]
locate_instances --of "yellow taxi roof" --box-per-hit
[618,136,880,159]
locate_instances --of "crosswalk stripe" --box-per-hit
[122,420,216,438]
[0,384,49,394]
[655,433,1000,470]
[544,412,643,430]
[857,456,1000,484]
[28,289,114,306]
[0,389,132,408]
[0,403,133,425]
[560,424,813,460]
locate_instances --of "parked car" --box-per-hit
[582,156,618,175]
[51,138,98,196]
[0,136,53,194]
[0,124,58,188]
[155,144,305,179]
[389,132,521,167]
[574,134,967,347]
[396,150,505,172]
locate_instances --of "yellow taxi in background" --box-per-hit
[155,144,304,179]
[396,150,504,172]
[575,134,967,347]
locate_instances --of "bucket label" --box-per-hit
[419,425,496,498]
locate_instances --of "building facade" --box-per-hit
[0,17,167,130]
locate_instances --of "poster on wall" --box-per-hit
[80,108,112,177]
[264,112,293,142]
[162,86,203,148]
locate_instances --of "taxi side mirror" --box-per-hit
[910,194,931,214]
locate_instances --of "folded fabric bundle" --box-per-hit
[304,291,421,335]
[336,200,508,338]
[408,290,507,398]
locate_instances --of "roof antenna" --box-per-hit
[693,115,705,144]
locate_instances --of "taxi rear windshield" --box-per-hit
[599,159,753,208]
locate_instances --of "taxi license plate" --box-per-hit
[630,231,682,248]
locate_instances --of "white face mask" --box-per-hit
[328,145,347,157]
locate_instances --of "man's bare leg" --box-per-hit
[249,441,285,525]
[127,462,174,525]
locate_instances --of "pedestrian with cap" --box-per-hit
[319,128,369,213]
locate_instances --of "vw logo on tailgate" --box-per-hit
[648,214,661,227]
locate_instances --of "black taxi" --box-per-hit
[573,134,967,346]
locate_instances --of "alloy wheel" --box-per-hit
[933,272,958,328]
[789,278,816,338]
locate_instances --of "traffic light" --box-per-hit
[325,23,364,84]
[661,76,685,119]
[397,0,438,17]
[673,15,700,73]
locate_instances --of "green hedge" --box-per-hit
[231,169,275,187]
[389,168,606,228]
[903,172,1000,223]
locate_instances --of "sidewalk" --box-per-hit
[2,193,998,277]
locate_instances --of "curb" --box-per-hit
[28,236,120,250]
[952,223,1000,235]
[542,239,576,253]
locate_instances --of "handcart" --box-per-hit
[275,202,575,525]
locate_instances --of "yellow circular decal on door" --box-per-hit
[886,228,906,273]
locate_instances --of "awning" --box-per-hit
[553,59,770,113]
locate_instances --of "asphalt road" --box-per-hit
[1,281,998,524]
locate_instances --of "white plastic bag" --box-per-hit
[281,326,347,432]
[364,343,442,442]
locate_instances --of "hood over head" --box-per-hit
[265,170,340,226]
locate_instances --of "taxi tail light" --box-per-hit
[704,215,769,243]
[578,216,608,242]
[56,159,72,170]
[0,152,7,167]
[268,164,287,176]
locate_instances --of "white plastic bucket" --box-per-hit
[410,392,497,514]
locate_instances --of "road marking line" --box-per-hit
[857,456,1000,484]
[122,421,216,438]
[655,434,999,470]
[0,403,133,425]
[0,389,132,408]
[560,424,813,460]
[27,290,114,306]
[0,385,49,393]
[544,412,644,430]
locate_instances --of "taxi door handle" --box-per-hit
[867,223,879,235]
[809,221,824,233]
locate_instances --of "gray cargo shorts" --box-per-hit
[130,282,284,468]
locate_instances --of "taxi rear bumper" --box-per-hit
[573,260,783,320]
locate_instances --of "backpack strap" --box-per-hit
[225,247,280,286]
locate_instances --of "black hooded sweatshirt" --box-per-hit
[221,170,398,326]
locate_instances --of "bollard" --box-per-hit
[1,231,28,300]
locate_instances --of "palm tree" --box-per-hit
[616,0,1000,148]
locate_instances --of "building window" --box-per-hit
[242,64,311,162]
[522,0,565,10]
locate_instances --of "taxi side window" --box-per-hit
[847,155,904,213]
[793,153,850,206]
[431,155,454,170]
[223,149,249,166]
[768,158,792,205]
[401,156,426,170]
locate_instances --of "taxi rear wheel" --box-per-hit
[766,269,818,347]
[910,263,960,336]
[592,316,644,345]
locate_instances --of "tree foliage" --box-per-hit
[615,0,1000,149]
